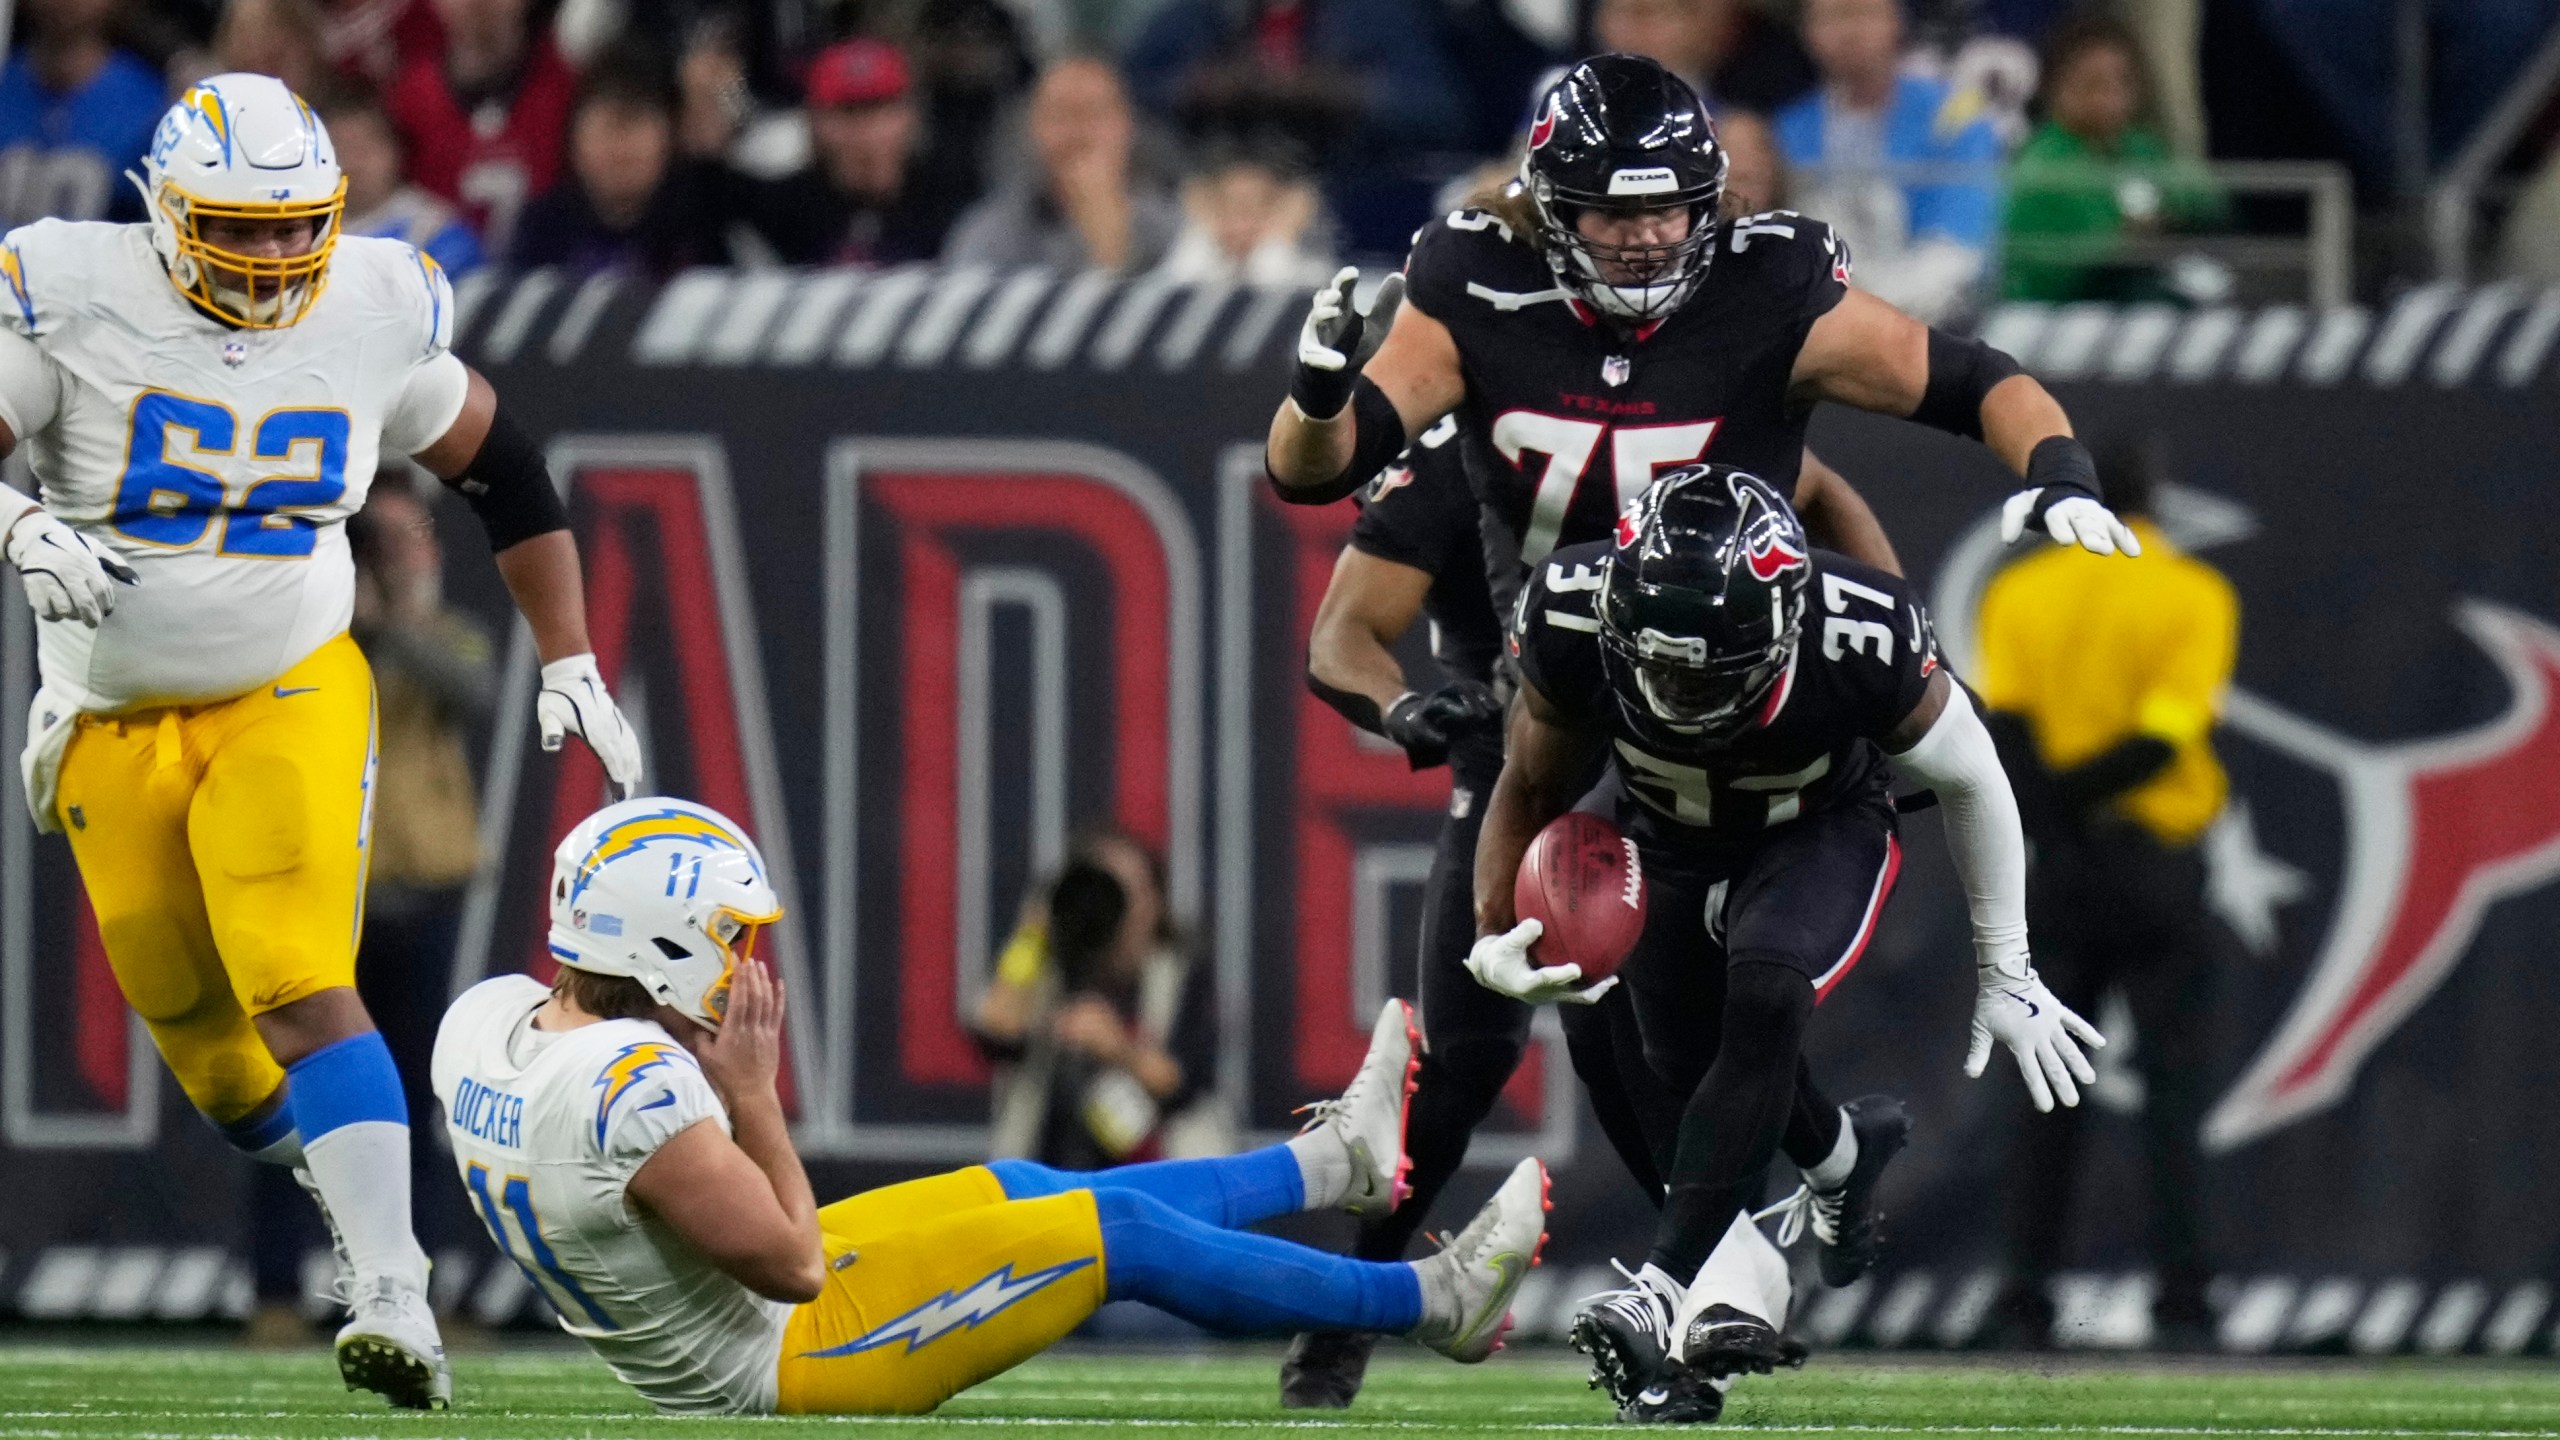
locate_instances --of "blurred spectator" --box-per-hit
[2001,15,2223,304]
[319,81,486,275]
[511,47,723,275]
[2251,0,2558,191]
[0,0,166,226]
[211,0,331,96]
[1589,0,1815,115]
[1156,139,1335,285]
[1121,0,1469,163]
[317,0,448,88]
[1716,106,1787,213]
[692,37,970,267]
[1776,0,2001,324]
[249,479,494,1342]
[905,0,1038,215]
[1975,439,2237,1353]
[974,831,1223,1169]
[387,0,578,252]
[943,57,1179,272]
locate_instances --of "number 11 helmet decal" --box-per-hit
[1521,55,1729,325]
[1599,464,1809,748]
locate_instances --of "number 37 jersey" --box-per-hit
[0,220,469,712]
[1512,542,1938,837]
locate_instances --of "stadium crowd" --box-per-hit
[4,0,2557,314]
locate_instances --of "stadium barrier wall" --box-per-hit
[4,270,2560,1353]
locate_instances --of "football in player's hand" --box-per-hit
[1513,813,1646,984]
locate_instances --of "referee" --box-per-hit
[1973,440,2238,1351]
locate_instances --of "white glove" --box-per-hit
[1465,918,1619,1006]
[4,506,137,627]
[537,653,642,800]
[1999,487,2142,557]
[1965,967,2106,1112]
[1297,266,1403,376]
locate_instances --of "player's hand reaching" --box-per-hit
[1466,918,1618,1005]
[697,957,785,1108]
[1383,680,1503,769]
[1294,267,1404,415]
[1966,965,2105,1112]
[4,507,137,627]
[1999,483,2141,557]
[538,653,643,799]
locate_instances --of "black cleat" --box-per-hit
[1616,1366,1726,1424]
[1814,1094,1912,1288]
[1280,1330,1375,1409]
[1570,1268,1679,1415]
[1680,1304,1809,1381]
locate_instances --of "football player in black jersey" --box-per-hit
[1475,464,2103,1418]
[1286,424,1907,1410]
[1262,53,2140,610]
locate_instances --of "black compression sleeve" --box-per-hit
[1911,328,2023,441]
[1266,376,1409,506]
[442,404,570,551]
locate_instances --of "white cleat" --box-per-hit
[1411,1157,1550,1363]
[1297,998,1419,1217]
[335,1273,451,1410]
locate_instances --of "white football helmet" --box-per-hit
[135,73,346,329]
[548,798,783,1030]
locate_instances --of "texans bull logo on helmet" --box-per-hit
[1742,509,1808,582]
[1528,92,1560,150]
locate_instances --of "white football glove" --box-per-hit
[1999,486,2142,557]
[1965,966,2106,1112]
[1297,266,1404,377]
[537,653,643,800]
[4,506,137,627]
[1465,918,1619,1006]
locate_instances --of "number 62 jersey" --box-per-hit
[1511,540,1939,839]
[0,218,468,713]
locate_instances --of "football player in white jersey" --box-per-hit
[435,797,1552,1416]
[0,75,642,1408]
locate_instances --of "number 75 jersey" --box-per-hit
[1511,541,1939,837]
[0,219,469,712]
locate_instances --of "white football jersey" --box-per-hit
[432,976,792,1415]
[0,220,470,712]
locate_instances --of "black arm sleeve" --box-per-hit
[1267,377,1409,506]
[1910,328,2023,441]
[2053,736,2178,814]
[440,403,570,552]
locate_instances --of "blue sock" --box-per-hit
[1090,1186,1421,1335]
[285,1032,408,1138]
[989,1146,1304,1228]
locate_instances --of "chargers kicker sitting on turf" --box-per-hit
[0,73,642,1409]
[433,796,1552,1416]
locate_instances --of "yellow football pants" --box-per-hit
[55,634,377,1125]
[775,1166,1109,1415]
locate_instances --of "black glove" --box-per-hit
[1382,680,1503,769]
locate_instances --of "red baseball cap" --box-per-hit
[806,38,911,108]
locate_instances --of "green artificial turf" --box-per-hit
[4,1344,2559,1437]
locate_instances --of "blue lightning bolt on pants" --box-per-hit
[775,1145,1422,1414]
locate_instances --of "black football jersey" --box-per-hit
[1401,206,1852,615]
[1511,542,1938,837]
[1348,419,1502,684]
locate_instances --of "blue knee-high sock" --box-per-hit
[1090,1187,1420,1335]
[989,1145,1304,1228]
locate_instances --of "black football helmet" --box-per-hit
[1521,55,1728,325]
[1598,464,1810,749]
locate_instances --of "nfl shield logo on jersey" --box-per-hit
[1602,355,1632,387]
[221,340,247,368]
